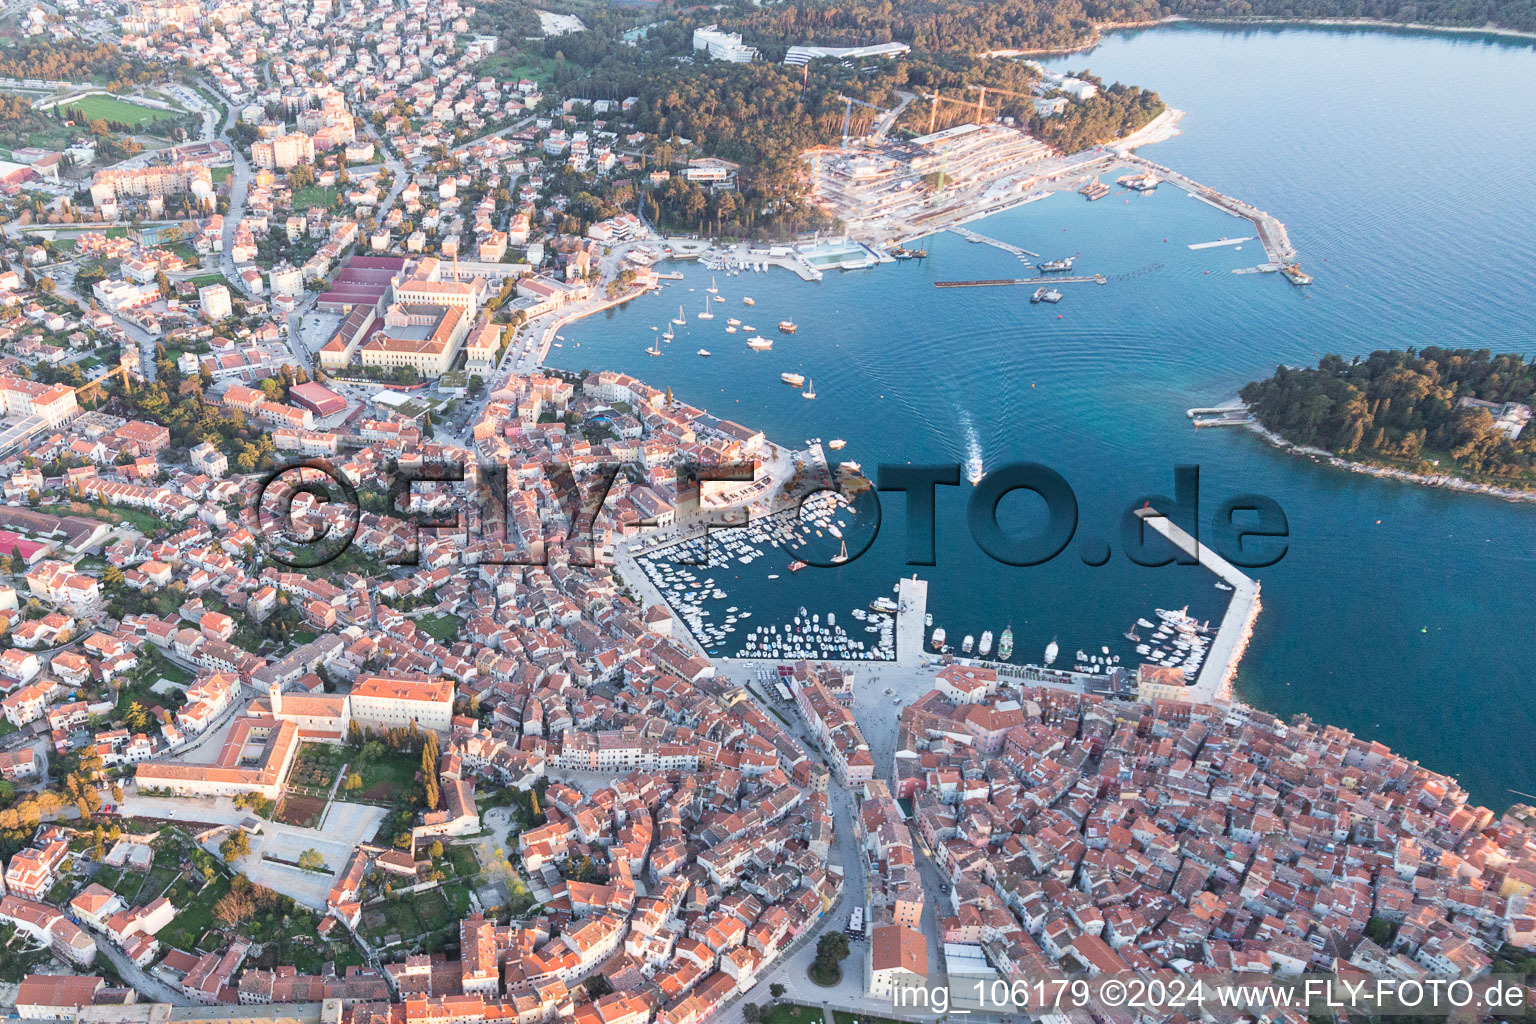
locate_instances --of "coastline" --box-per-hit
[1241,415,1536,503]
[1010,14,1536,58]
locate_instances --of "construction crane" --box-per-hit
[964,84,1036,123]
[838,94,885,148]
[923,90,985,135]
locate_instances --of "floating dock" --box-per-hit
[1188,237,1254,250]
[935,275,1107,288]
[1135,507,1261,704]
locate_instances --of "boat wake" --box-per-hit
[959,411,984,485]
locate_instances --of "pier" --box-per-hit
[1135,507,1262,704]
[934,275,1107,288]
[951,227,1040,259]
[894,576,929,669]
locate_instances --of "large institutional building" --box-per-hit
[89,163,214,208]
[319,256,486,375]
[134,675,454,798]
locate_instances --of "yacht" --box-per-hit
[781,372,806,387]
[870,597,899,615]
[828,438,846,450]
[743,297,755,306]
[778,320,797,333]
[978,630,993,657]
[697,348,711,357]
[997,627,1013,660]
[727,318,741,326]
[1044,637,1059,665]
[748,336,773,350]
[961,634,975,654]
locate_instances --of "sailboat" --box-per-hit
[802,377,816,399]
[697,297,714,321]
[646,337,662,356]
[662,325,674,341]
[672,305,686,326]
[707,276,719,294]
[832,539,849,564]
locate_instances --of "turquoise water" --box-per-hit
[551,24,1536,809]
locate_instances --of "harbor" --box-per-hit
[1115,152,1303,271]
[1134,506,1262,704]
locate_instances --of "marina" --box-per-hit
[634,496,900,661]
[1134,506,1261,703]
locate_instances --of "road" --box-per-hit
[93,934,190,1005]
[210,75,252,292]
[874,91,916,142]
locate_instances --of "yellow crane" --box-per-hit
[923,91,982,135]
[964,84,1037,122]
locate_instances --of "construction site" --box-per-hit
[806,89,1312,281]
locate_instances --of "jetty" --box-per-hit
[951,227,1040,259]
[894,576,929,669]
[1118,154,1298,265]
[1135,507,1262,704]
[1187,401,1254,428]
[935,275,1107,288]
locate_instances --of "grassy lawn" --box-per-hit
[417,613,460,643]
[474,52,562,84]
[291,185,338,211]
[67,94,182,127]
[356,750,421,801]
[445,844,479,878]
[158,875,230,952]
[189,273,236,289]
[211,166,232,184]
[765,1006,822,1024]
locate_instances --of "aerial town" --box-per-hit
[0,0,1528,1020]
